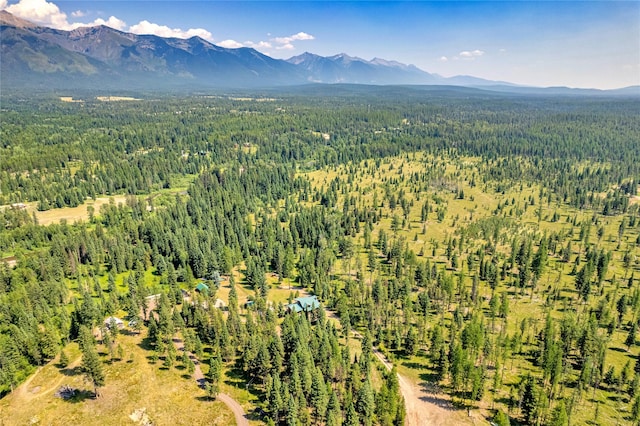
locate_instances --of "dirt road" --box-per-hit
[321,303,471,425]
[364,333,471,425]
[172,337,249,426]
[12,356,83,403]
[216,393,249,426]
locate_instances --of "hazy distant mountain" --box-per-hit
[286,52,441,84]
[1,11,637,93]
[478,84,640,96]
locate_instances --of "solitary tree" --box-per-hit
[81,343,105,397]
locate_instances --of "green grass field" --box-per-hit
[302,152,640,424]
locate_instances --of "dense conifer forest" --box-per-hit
[1,87,639,425]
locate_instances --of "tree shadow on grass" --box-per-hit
[224,366,263,401]
[609,346,630,354]
[195,395,215,402]
[494,396,512,407]
[57,388,95,403]
[418,371,441,384]
[59,365,83,377]
[607,394,628,403]
[248,407,266,422]
[419,393,459,411]
[223,367,246,389]
[137,337,154,351]
[402,360,429,370]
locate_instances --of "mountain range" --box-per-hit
[1,11,638,94]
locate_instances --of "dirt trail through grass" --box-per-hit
[302,289,472,426]
[13,357,82,402]
[172,337,249,426]
[353,325,470,426]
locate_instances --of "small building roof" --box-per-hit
[288,303,304,313]
[104,316,124,329]
[286,295,321,313]
[213,298,227,309]
[195,282,209,293]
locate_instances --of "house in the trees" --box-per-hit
[286,295,321,320]
[104,316,125,330]
[213,298,227,310]
[195,282,209,294]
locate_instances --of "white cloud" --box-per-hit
[271,32,314,51]
[459,49,485,59]
[3,0,123,30]
[5,0,69,28]
[439,56,448,62]
[218,39,272,49]
[218,39,244,49]
[3,0,212,40]
[246,40,272,49]
[73,16,126,31]
[129,20,213,41]
[216,31,314,53]
[272,31,314,44]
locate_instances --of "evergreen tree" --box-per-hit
[521,376,539,425]
[344,400,359,426]
[357,378,375,426]
[59,349,69,368]
[286,393,299,426]
[626,323,637,350]
[81,341,105,397]
[325,391,342,426]
[493,410,510,426]
[310,367,328,422]
[633,395,640,424]
[549,401,568,426]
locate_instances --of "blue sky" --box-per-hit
[2,0,638,89]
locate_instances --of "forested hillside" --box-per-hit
[1,88,639,425]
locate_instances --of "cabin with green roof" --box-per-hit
[286,295,321,320]
[195,282,210,294]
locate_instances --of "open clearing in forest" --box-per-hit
[96,96,141,102]
[26,195,128,226]
[0,335,234,426]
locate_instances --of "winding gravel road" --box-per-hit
[322,305,470,425]
[172,337,249,426]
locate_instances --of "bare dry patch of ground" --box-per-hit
[29,195,128,226]
[59,97,84,103]
[96,96,141,102]
[0,333,233,426]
